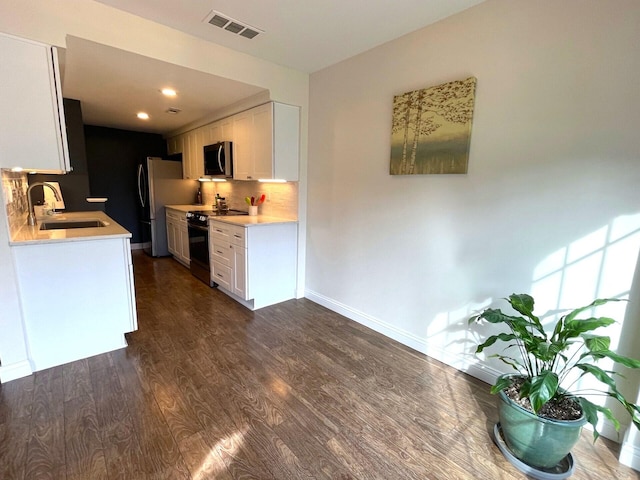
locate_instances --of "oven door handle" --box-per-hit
[188,223,209,232]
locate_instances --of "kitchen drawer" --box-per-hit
[210,221,231,242]
[229,225,246,247]
[210,238,232,266]
[166,209,181,220]
[212,261,231,291]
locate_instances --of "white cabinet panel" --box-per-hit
[178,218,190,265]
[166,208,189,266]
[12,237,137,371]
[0,33,70,172]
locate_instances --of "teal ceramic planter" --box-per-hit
[498,387,587,469]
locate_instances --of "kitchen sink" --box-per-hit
[39,220,106,230]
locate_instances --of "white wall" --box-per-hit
[306,0,640,440]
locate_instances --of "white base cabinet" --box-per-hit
[210,220,297,310]
[0,32,70,172]
[166,207,190,266]
[12,237,137,372]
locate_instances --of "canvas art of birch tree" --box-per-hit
[390,77,476,175]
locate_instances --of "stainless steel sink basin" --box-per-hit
[39,220,106,230]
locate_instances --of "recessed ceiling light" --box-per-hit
[137,112,149,120]
[161,88,177,97]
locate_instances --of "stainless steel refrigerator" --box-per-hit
[137,157,197,256]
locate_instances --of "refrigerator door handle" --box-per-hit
[137,163,147,208]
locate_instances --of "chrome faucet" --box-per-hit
[27,182,61,226]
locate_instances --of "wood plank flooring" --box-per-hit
[1,250,639,479]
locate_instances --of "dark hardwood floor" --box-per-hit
[1,251,639,479]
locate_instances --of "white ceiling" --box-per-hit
[96,0,485,73]
[62,36,266,135]
[63,0,485,135]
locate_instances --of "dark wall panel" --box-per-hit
[84,126,167,243]
[30,98,92,211]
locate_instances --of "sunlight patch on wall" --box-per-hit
[532,214,640,319]
[531,213,640,423]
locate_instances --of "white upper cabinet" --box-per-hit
[0,33,70,172]
[166,101,299,182]
[232,110,253,180]
[207,117,233,145]
[233,102,300,181]
[167,135,183,155]
[179,128,205,180]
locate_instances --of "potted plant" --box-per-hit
[469,293,640,470]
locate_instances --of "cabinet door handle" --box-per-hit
[216,250,223,254]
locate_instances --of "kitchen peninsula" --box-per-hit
[9,211,137,372]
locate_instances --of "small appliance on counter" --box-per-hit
[215,195,228,212]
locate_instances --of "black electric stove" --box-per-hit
[186,208,248,286]
[186,209,249,226]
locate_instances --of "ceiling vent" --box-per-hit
[165,107,181,115]
[203,10,263,40]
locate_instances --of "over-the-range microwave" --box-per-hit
[203,141,233,178]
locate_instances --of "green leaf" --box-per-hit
[474,308,509,324]
[578,397,620,442]
[531,341,564,363]
[508,294,535,316]
[490,375,513,395]
[582,334,611,352]
[551,317,565,342]
[489,354,524,372]
[589,350,640,369]
[475,333,518,353]
[563,317,616,339]
[575,363,619,390]
[563,298,623,324]
[508,294,546,335]
[528,372,559,413]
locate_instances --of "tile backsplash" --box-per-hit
[201,180,298,219]
[2,170,28,230]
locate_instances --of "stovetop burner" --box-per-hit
[186,209,249,226]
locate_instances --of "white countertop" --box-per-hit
[165,204,210,213]
[208,215,297,227]
[166,204,297,227]
[10,211,131,245]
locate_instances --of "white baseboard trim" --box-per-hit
[304,289,501,386]
[0,360,33,383]
[130,242,147,251]
[620,429,640,471]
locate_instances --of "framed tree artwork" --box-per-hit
[390,77,477,175]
